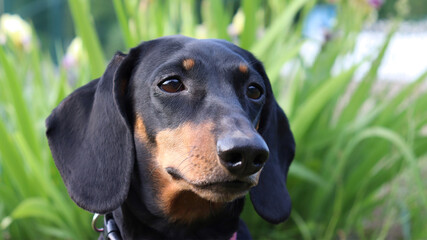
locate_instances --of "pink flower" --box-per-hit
[62,37,83,70]
[368,0,384,9]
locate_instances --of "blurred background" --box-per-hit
[1,0,426,239]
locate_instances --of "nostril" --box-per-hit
[253,153,267,167]
[221,151,243,168]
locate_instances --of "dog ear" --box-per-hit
[249,62,295,224]
[46,50,141,214]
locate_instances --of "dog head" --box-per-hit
[46,36,295,224]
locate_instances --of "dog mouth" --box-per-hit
[194,180,252,192]
[165,167,255,199]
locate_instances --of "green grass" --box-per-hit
[1,0,426,239]
[0,34,93,239]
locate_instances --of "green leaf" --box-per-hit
[289,162,327,187]
[292,64,360,142]
[10,198,63,225]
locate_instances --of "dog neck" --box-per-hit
[111,183,244,239]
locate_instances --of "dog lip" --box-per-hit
[166,167,183,180]
[165,167,254,192]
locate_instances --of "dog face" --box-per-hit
[46,36,295,224]
[131,39,269,203]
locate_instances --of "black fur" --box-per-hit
[46,36,295,239]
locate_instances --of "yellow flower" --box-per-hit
[195,24,208,39]
[350,0,373,14]
[228,9,245,37]
[0,14,32,51]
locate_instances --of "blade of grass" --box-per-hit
[292,63,360,142]
[112,0,135,48]
[201,0,231,40]
[342,127,426,204]
[251,0,312,57]
[268,38,304,91]
[289,162,327,187]
[290,210,312,240]
[240,0,260,49]
[68,0,105,78]
[180,0,196,37]
[323,184,344,240]
[338,21,399,125]
[10,198,63,225]
[375,69,427,125]
[0,46,40,159]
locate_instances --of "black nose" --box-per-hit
[217,135,269,177]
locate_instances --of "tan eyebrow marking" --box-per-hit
[135,114,148,143]
[239,63,248,74]
[182,58,195,71]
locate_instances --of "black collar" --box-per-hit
[103,213,122,240]
[93,210,241,240]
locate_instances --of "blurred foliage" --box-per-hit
[1,0,427,239]
[379,0,427,19]
[1,0,427,57]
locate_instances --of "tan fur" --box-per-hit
[155,122,222,182]
[238,63,248,74]
[134,114,149,143]
[182,58,195,71]
[152,122,239,223]
[135,120,258,223]
[151,166,224,223]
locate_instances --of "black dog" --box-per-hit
[46,35,295,239]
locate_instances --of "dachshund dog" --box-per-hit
[46,35,295,239]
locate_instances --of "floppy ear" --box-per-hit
[46,50,140,213]
[249,62,295,224]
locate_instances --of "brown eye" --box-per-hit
[158,79,185,93]
[247,84,263,100]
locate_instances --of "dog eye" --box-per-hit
[247,84,263,100]
[158,79,185,93]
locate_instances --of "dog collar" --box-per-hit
[92,213,238,239]
[103,213,122,240]
[92,213,122,240]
